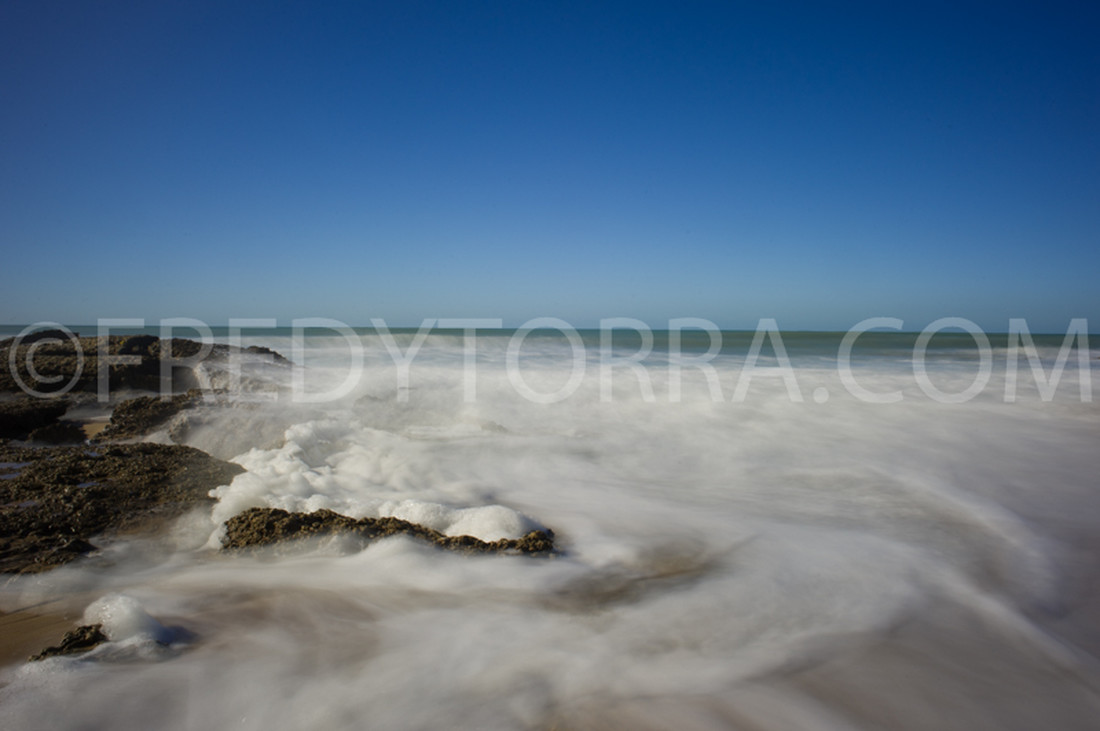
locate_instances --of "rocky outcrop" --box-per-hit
[0,333,293,444]
[0,397,72,439]
[28,624,108,661]
[12,328,74,346]
[243,344,289,364]
[0,442,245,573]
[27,420,87,444]
[94,390,204,441]
[223,507,555,556]
[0,333,186,395]
[0,332,290,397]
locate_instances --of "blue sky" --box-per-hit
[2,1,1098,331]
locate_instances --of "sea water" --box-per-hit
[1,328,1098,730]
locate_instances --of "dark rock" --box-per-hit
[223,507,555,556]
[10,329,78,346]
[246,344,291,364]
[0,334,165,394]
[95,390,203,441]
[28,421,87,444]
[29,624,108,661]
[0,334,290,397]
[118,334,157,356]
[0,442,245,573]
[0,397,71,439]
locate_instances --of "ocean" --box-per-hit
[1,325,1098,729]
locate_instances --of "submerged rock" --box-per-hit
[29,624,108,661]
[0,442,245,573]
[223,507,555,556]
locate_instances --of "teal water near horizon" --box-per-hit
[1,323,1092,358]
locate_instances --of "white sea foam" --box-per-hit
[83,594,172,644]
[1,332,1098,730]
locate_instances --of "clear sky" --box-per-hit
[2,1,1098,331]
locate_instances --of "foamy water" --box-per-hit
[2,331,1099,730]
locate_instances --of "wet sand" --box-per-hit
[0,601,83,668]
[80,420,109,439]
